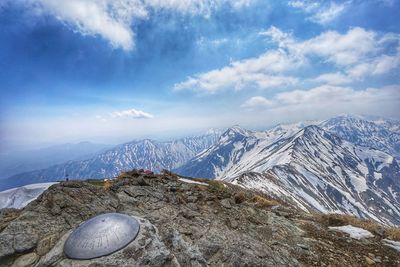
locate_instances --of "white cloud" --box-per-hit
[18,0,253,50]
[111,108,154,119]
[262,26,383,67]
[176,26,400,93]
[242,85,400,109]
[237,85,399,130]
[276,85,355,105]
[235,85,400,129]
[289,1,350,24]
[176,26,400,94]
[302,27,379,66]
[347,51,400,79]
[174,50,302,93]
[313,72,352,85]
[241,96,274,109]
[262,26,400,80]
[24,0,147,50]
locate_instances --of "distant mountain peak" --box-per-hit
[302,124,323,133]
[223,125,252,137]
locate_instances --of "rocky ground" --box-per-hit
[0,171,399,267]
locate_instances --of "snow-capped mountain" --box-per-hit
[176,123,400,225]
[0,182,57,209]
[0,131,221,191]
[176,123,316,179]
[177,116,400,179]
[176,126,259,178]
[320,115,400,158]
[2,115,399,224]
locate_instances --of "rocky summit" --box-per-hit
[1,171,400,267]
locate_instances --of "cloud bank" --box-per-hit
[15,0,253,50]
[111,108,154,119]
[176,26,400,92]
[242,85,400,112]
[174,50,303,93]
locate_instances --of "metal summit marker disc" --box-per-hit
[64,213,140,259]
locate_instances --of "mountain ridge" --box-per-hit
[0,131,221,191]
[177,123,400,225]
[2,115,399,226]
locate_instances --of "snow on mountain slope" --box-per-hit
[0,182,57,209]
[176,126,260,178]
[3,115,399,224]
[178,125,400,225]
[176,122,319,179]
[178,115,399,179]
[235,127,400,225]
[320,115,400,158]
[1,131,221,191]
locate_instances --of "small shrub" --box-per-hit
[161,169,174,176]
[103,180,112,191]
[118,170,140,179]
[385,228,400,241]
[252,195,280,208]
[234,192,247,204]
[207,180,231,198]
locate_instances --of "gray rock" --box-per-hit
[12,253,39,267]
[220,199,232,209]
[228,218,238,229]
[297,244,309,250]
[36,234,59,256]
[187,196,198,203]
[1,175,399,267]
[13,224,39,253]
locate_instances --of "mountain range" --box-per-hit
[1,115,400,225]
[0,131,221,190]
[176,116,400,225]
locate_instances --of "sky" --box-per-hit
[0,0,399,150]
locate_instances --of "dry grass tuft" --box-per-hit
[386,227,400,241]
[118,170,141,179]
[207,180,231,198]
[251,195,280,208]
[86,179,114,191]
[103,180,113,191]
[86,179,106,186]
[234,192,247,204]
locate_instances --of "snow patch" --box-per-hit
[328,225,374,240]
[179,178,209,186]
[383,239,400,252]
[0,182,57,209]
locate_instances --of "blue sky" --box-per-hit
[0,0,399,149]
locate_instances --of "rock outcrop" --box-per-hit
[0,171,399,266]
